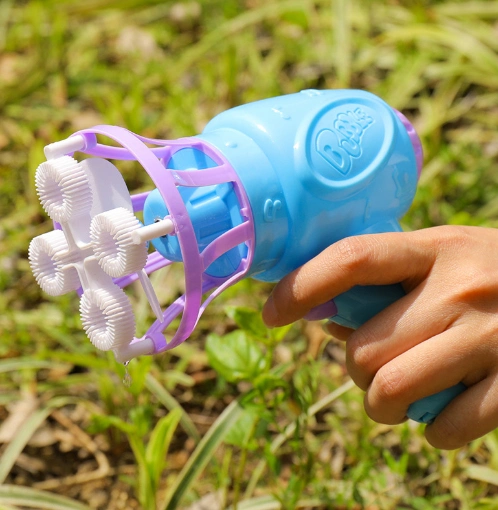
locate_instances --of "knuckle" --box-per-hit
[347,331,375,374]
[432,225,473,254]
[446,266,490,307]
[334,236,373,275]
[373,364,407,402]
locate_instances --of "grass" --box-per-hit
[2,0,498,508]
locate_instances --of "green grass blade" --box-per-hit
[0,485,92,510]
[0,397,78,484]
[0,0,12,52]
[0,358,70,374]
[381,24,498,75]
[175,0,313,75]
[465,465,498,486]
[160,397,247,510]
[435,2,498,18]
[334,0,352,87]
[145,373,201,443]
[145,408,182,494]
[245,379,356,499]
[229,495,279,510]
[227,495,324,510]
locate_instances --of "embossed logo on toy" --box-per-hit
[315,108,374,176]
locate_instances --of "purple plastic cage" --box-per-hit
[70,125,255,354]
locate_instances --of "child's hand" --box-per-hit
[262,226,498,449]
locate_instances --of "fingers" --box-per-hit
[363,324,490,426]
[345,279,459,390]
[425,375,498,449]
[262,230,437,327]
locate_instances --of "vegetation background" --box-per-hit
[2,0,498,508]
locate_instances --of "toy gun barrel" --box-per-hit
[29,89,466,424]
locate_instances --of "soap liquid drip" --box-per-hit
[123,361,132,387]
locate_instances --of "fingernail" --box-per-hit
[303,300,338,321]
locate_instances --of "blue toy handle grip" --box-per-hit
[331,285,466,423]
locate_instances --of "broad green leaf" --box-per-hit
[206,331,265,383]
[225,306,268,339]
[225,306,293,345]
[269,323,294,344]
[224,406,260,448]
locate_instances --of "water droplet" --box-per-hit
[123,361,132,387]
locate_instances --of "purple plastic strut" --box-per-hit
[394,110,423,178]
[71,127,255,354]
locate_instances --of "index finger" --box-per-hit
[262,230,437,327]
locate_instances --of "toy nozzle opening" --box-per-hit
[28,230,80,296]
[80,285,135,351]
[35,156,93,223]
[90,208,149,278]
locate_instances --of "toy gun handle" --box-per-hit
[330,285,466,424]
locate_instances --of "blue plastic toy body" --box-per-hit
[30,88,465,424]
[146,89,417,279]
[143,89,466,424]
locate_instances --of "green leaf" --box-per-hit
[269,323,294,344]
[206,330,265,383]
[129,405,155,438]
[253,373,288,394]
[225,306,268,339]
[224,406,260,448]
[88,414,137,436]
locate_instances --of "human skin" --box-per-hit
[262,225,498,450]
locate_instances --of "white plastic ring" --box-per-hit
[79,285,135,351]
[35,156,92,222]
[90,208,148,278]
[28,230,80,296]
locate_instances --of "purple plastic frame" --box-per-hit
[71,126,255,354]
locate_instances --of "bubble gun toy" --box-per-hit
[29,89,466,424]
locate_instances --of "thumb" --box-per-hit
[262,231,437,327]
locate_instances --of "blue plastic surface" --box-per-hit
[407,382,467,424]
[142,89,465,423]
[144,148,247,278]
